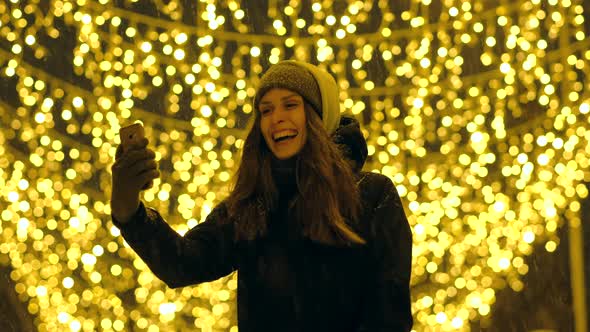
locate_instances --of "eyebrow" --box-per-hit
[259,94,301,105]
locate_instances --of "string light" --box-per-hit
[0,0,589,331]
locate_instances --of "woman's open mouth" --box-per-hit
[273,130,298,145]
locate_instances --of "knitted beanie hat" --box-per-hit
[254,60,341,135]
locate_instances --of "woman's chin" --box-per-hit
[273,152,297,160]
[269,136,305,160]
[271,147,300,160]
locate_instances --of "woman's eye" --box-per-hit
[286,104,297,108]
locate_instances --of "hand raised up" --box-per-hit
[110,138,160,224]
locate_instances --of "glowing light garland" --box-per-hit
[0,0,588,331]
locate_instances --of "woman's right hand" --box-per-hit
[110,138,160,224]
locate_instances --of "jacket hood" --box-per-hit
[331,116,368,173]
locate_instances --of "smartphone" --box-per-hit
[119,123,153,190]
[119,123,145,153]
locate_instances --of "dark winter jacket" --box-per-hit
[112,116,414,331]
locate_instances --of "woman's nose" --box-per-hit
[270,108,286,124]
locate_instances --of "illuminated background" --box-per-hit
[0,0,589,331]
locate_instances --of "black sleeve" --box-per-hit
[111,201,237,288]
[358,177,413,331]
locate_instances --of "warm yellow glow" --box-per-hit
[0,1,587,331]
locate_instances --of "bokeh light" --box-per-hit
[0,0,589,331]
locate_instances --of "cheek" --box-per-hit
[296,127,307,148]
[261,132,272,147]
[295,110,307,134]
[259,120,270,142]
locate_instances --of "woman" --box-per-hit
[110,60,413,331]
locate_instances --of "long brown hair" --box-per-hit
[225,102,365,246]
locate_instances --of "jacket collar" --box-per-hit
[331,116,368,174]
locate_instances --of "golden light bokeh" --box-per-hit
[0,0,589,331]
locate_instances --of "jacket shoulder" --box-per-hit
[356,171,398,213]
[357,171,394,193]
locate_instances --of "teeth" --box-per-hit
[273,130,297,140]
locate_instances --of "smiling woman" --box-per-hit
[111,60,413,331]
[258,89,308,160]
[230,60,370,246]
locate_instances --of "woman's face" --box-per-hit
[259,88,307,160]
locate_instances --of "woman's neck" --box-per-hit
[271,155,298,197]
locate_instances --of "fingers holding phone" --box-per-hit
[111,123,160,223]
[113,123,159,192]
[115,137,148,160]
